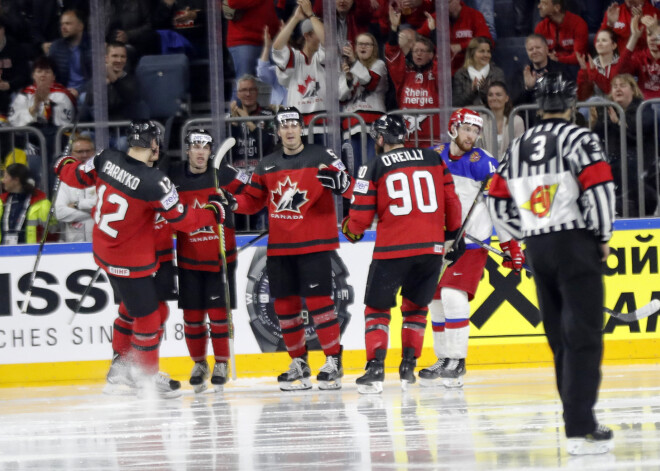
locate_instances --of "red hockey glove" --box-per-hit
[444,229,466,267]
[341,216,363,243]
[317,162,351,195]
[500,240,525,274]
[53,155,77,177]
[204,194,228,224]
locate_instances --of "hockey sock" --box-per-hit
[442,288,471,358]
[428,299,447,359]
[184,309,208,362]
[401,297,428,358]
[306,295,341,356]
[274,296,306,358]
[112,302,133,357]
[157,301,169,342]
[131,311,161,375]
[364,306,391,360]
[208,307,229,362]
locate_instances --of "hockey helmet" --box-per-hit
[448,108,483,139]
[369,114,406,144]
[185,128,214,151]
[275,106,303,129]
[535,73,577,113]
[127,120,161,149]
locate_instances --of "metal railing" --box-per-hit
[0,126,49,193]
[636,98,660,216]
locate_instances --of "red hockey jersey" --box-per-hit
[347,147,462,259]
[58,149,216,278]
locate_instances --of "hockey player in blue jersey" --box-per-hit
[418,108,526,387]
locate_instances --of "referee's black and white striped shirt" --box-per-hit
[487,118,616,243]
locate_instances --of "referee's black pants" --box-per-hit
[525,229,605,437]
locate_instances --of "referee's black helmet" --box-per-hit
[535,73,577,113]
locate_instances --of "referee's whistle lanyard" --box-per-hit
[2,194,30,245]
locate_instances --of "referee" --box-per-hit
[487,73,616,456]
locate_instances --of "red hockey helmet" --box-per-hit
[448,108,483,139]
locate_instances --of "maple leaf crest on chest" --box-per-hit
[270,176,309,213]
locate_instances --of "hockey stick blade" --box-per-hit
[605,299,660,323]
[212,137,237,170]
[465,234,532,274]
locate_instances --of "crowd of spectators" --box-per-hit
[2,0,660,245]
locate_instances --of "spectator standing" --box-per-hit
[256,26,288,106]
[600,0,660,53]
[104,0,161,61]
[386,7,440,146]
[0,163,55,244]
[27,0,89,57]
[452,36,505,107]
[338,32,388,169]
[0,18,31,119]
[152,0,208,56]
[463,0,496,40]
[375,0,434,41]
[312,0,370,52]
[534,0,588,70]
[576,28,620,101]
[481,81,525,161]
[54,135,96,242]
[48,9,92,103]
[618,14,660,99]
[445,0,492,76]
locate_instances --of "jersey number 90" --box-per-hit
[386,170,438,216]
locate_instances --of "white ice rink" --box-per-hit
[1,363,659,470]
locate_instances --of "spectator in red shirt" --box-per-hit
[534,0,588,69]
[445,0,492,76]
[600,0,660,53]
[375,0,434,40]
[618,13,660,99]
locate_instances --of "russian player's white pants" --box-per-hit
[429,287,470,359]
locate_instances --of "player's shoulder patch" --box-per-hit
[431,144,446,155]
[84,155,96,172]
[354,179,369,194]
[469,151,481,162]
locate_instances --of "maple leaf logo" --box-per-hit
[270,177,309,213]
[190,198,218,235]
[297,75,318,98]
[403,114,428,136]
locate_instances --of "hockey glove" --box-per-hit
[219,189,238,211]
[500,240,525,274]
[204,194,229,224]
[444,230,466,267]
[53,155,77,176]
[317,162,351,195]
[341,216,364,243]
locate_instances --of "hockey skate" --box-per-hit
[440,358,466,388]
[356,351,386,395]
[317,348,343,390]
[278,356,312,391]
[190,360,210,394]
[135,371,182,399]
[566,425,614,455]
[103,354,137,396]
[399,347,417,391]
[418,358,448,387]
[211,362,228,392]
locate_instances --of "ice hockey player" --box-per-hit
[418,108,525,388]
[341,113,463,394]
[488,73,615,455]
[221,106,352,391]
[54,120,232,398]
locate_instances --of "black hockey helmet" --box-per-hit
[535,73,577,113]
[370,114,406,144]
[275,106,303,128]
[185,128,214,151]
[127,120,161,148]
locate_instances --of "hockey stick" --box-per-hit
[212,137,238,380]
[238,231,268,253]
[21,122,79,314]
[465,234,660,322]
[68,267,104,325]
[439,177,491,279]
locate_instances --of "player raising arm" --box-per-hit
[341,114,463,393]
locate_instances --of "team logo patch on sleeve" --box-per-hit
[354,179,369,194]
[83,158,95,172]
[161,186,179,210]
[330,159,346,171]
[237,170,249,184]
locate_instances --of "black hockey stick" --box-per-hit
[239,231,268,253]
[440,177,491,279]
[212,137,238,380]
[465,233,532,273]
[68,267,104,325]
[465,234,660,322]
[21,121,79,314]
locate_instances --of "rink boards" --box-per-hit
[1,218,659,386]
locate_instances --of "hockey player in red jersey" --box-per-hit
[54,120,232,398]
[166,128,245,393]
[418,108,525,388]
[222,106,352,391]
[341,114,463,394]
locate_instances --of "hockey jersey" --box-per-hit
[58,149,216,278]
[233,144,344,256]
[431,143,498,245]
[168,162,239,271]
[348,146,462,259]
[8,83,75,127]
[488,118,615,243]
